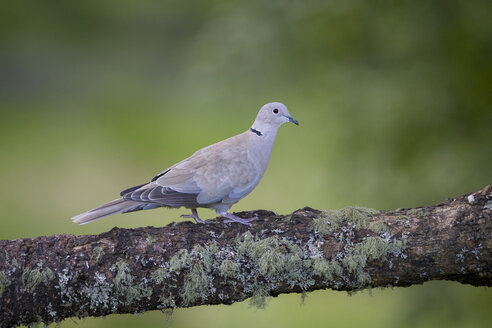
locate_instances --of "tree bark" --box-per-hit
[1,183,491,327]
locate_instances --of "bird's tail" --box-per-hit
[71,198,143,225]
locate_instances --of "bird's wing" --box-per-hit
[192,136,259,205]
[121,132,259,207]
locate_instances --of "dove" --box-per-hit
[71,102,298,226]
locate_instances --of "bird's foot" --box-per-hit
[181,209,208,224]
[222,212,258,226]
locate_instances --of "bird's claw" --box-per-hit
[223,216,258,226]
[181,211,208,224]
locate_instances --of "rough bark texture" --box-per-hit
[1,183,491,327]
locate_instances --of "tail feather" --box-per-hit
[71,198,143,225]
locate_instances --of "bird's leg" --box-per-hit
[222,212,258,226]
[181,208,208,224]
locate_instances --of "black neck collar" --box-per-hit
[250,128,263,136]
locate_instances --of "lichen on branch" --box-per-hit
[0,183,491,327]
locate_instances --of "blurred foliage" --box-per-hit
[0,0,491,327]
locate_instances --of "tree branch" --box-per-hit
[1,183,491,327]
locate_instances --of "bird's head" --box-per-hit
[253,102,299,132]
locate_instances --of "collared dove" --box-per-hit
[71,102,298,226]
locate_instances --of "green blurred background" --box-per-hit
[1,0,491,327]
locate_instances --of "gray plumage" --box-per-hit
[71,102,298,226]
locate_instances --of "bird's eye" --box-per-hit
[273,108,279,114]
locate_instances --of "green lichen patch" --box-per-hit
[168,233,313,308]
[312,209,344,234]
[0,271,11,296]
[168,241,221,306]
[151,267,175,309]
[308,257,343,281]
[192,241,219,272]
[151,268,170,284]
[181,264,210,306]
[146,234,155,245]
[359,237,391,261]
[236,232,305,285]
[3,251,19,268]
[91,247,105,263]
[218,260,239,279]
[257,248,284,277]
[233,230,400,303]
[342,251,367,274]
[311,209,392,287]
[313,206,379,234]
[337,236,406,287]
[341,237,390,286]
[281,244,304,283]
[368,221,390,234]
[22,263,55,292]
[163,222,406,309]
[110,260,152,306]
[341,206,378,228]
[169,249,192,274]
[249,287,270,309]
[407,208,425,216]
[237,231,279,258]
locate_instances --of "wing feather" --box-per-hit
[120,131,260,208]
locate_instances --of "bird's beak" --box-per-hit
[287,115,299,125]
